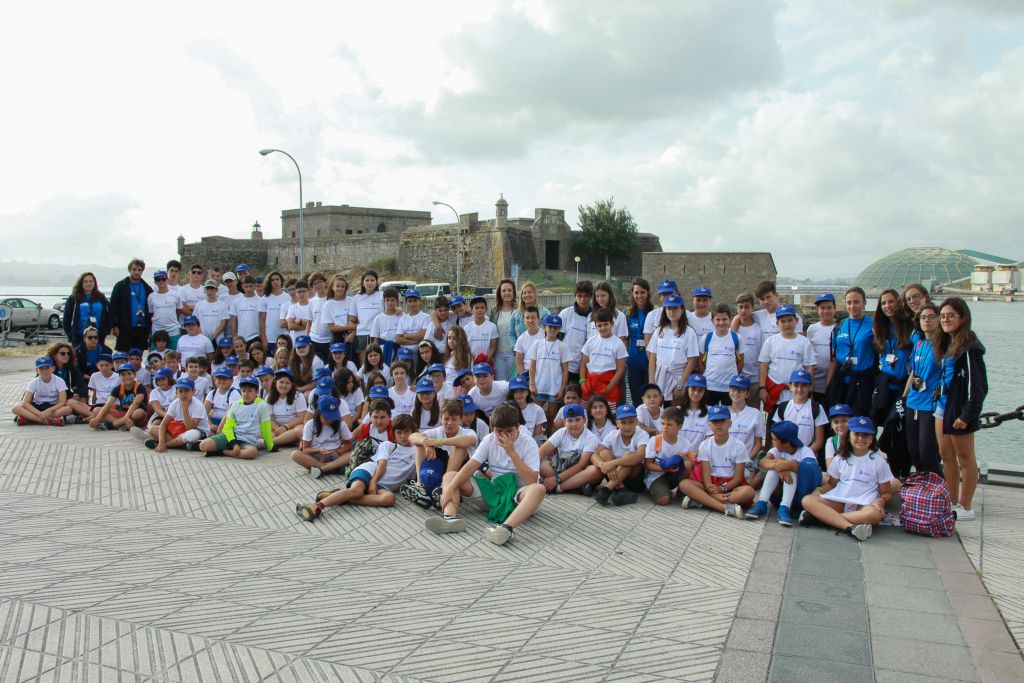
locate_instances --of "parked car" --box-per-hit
[1,298,62,330]
[473,286,494,297]
[380,280,417,294]
[416,282,452,307]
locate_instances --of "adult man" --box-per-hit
[110,258,154,351]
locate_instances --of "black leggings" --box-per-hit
[904,408,942,476]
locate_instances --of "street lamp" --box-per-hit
[574,256,581,283]
[259,148,304,277]
[432,201,462,294]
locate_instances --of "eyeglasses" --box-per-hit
[918,314,938,322]
[905,293,923,302]
[939,313,959,320]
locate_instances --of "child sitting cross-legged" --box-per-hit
[145,377,211,451]
[591,403,649,506]
[744,421,823,526]
[643,406,692,505]
[402,398,478,507]
[197,376,273,459]
[291,395,353,479]
[13,357,73,426]
[680,404,755,518]
[538,403,603,494]
[424,403,545,546]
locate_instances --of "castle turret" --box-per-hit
[177,235,185,256]
[495,194,508,229]
[251,221,263,240]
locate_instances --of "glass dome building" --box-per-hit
[854,247,977,291]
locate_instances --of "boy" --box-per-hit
[183,356,211,398]
[699,303,743,406]
[146,377,211,451]
[134,366,175,440]
[465,296,498,363]
[769,369,827,455]
[467,363,509,418]
[371,287,404,363]
[404,398,478,504]
[745,420,822,526]
[87,354,120,408]
[90,363,147,431]
[205,367,240,433]
[128,348,150,388]
[219,271,241,308]
[231,276,262,345]
[687,286,715,338]
[234,359,257,388]
[395,289,430,354]
[538,403,602,494]
[296,414,419,520]
[165,260,182,292]
[513,305,543,375]
[579,308,627,406]
[748,280,804,342]
[680,404,755,517]
[178,265,206,319]
[425,404,545,546]
[805,292,837,404]
[285,280,313,343]
[592,404,648,505]
[193,280,229,340]
[449,295,471,328]
[733,294,764,408]
[13,357,71,426]
[635,382,664,437]
[256,366,274,398]
[527,314,569,430]
[177,316,215,363]
[198,376,273,459]
[757,305,816,417]
[558,280,593,384]
[147,270,182,350]
[460,395,489,449]
[162,350,180,376]
[428,295,455,346]
[643,406,690,505]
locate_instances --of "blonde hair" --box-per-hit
[518,281,539,313]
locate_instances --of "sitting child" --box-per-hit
[538,403,603,494]
[591,404,649,506]
[680,404,755,518]
[89,363,147,431]
[824,403,853,466]
[291,395,354,479]
[744,421,822,526]
[643,407,691,505]
[404,398,479,506]
[197,376,273,459]
[146,377,211,451]
[13,357,72,426]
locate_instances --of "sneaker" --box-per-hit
[594,487,613,506]
[48,418,65,427]
[723,503,745,519]
[681,495,702,510]
[309,467,323,480]
[400,481,427,503]
[295,502,322,522]
[847,524,872,542]
[431,487,443,508]
[94,423,110,431]
[777,505,793,527]
[118,425,130,432]
[744,500,769,520]
[610,490,639,506]
[130,426,149,442]
[425,515,466,535]
[315,489,339,502]
[798,510,816,527]
[143,439,158,450]
[63,415,79,425]
[879,512,902,527]
[485,523,515,546]
[204,450,223,457]
[955,507,976,521]
[580,484,595,497]
[183,441,199,452]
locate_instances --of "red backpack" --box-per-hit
[899,472,956,537]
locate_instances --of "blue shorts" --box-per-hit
[347,468,372,489]
[534,393,559,404]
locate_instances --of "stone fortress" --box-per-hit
[179,196,664,286]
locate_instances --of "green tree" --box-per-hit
[575,197,638,271]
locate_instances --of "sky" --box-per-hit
[0,0,1021,278]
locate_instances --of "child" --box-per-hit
[642,279,678,348]
[135,367,175,440]
[769,369,827,455]
[289,335,322,394]
[249,343,270,371]
[513,306,544,375]
[414,340,442,381]
[800,417,893,541]
[580,308,627,406]
[178,316,216,364]
[757,305,816,416]
[231,276,262,345]
[538,403,602,494]
[358,342,391,387]
[285,280,313,343]
[234,359,257,388]
[725,375,765,479]
[806,293,837,403]
[680,405,755,517]
[647,295,699,406]
[424,404,545,546]
[197,376,273,459]
[350,270,384,366]
[194,280,229,340]
[412,377,441,430]
[587,281,628,344]
[679,374,711,454]
[699,303,743,406]
[388,361,416,416]
[128,348,150,388]
[90,363,147,431]
[296,414,418,520]
[443,326,473,383]
[266,368,309,446]
[371,287,403,364]
[255,366,274,398]
[211,336,234,372]
[687,286,715,338]
[147,270,182,350]
[333,368,364,425]
[551,384,584,432]
[509,375,547,442]
[592,404,649,505]
[146,378,211,451]
[587,395,615,441]
[745,421,822,526]
[459,395,490,447]
[635,382,664,437]
[182,356,211,399]
[526,314,569,430]
[428,295,455,347]
[733,293,765,408]
[291,395,354,479]
[13,357,71,426]
[465,296,499,364]
[272,346,290,372]
[87,354,120,408]
[404,399,479,506]
[824,404,853,466]
[205,368,241,434]
[162,350,181,377]
[422,363,453,401]
[468,362,510,418]
[558,280,594,384]
[395,289,431,356]
[328,342,359,376]
[644,407,691,505]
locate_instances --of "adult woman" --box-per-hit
[488,278,518,379]
[625,278,653,405]
[935,297,988,520]
[73,326,112,379]
[870,289,915,478]
[826,286,875,416]
[48,341,91,420]
[63,272,111,347]
[508,282,551,347]
[902,303,943,476]
[901,283,931,316]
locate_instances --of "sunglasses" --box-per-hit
[191,270,203,275]
[56,351,70,356]
[85,335,98,340]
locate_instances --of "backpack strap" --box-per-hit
[653,434,663,453]
[811,400,822,422]
[730,331,740,359]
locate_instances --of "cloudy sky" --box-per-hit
[1,0,1021,278]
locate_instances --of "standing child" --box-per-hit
[12,357,71,426]
[580,308,627,407]
[647,295,699,406]
[194,280,229,341]
[513,306,544,375]
[527,314,569,431]
[745,421,822,526]
[699,304,743,406]
[591,404,649,506]
[687,286,715,339]
[146,378,211,451]
[757,305,816,417]
[805,293,837,404]
[644,407,691,505]
[680,405,755,517]
[285,280,313,343]
[394,289,431,357]
[558,280,594,385]
[371,288,404,364]
[465,296,499,365]
[291,396,353,479]
[197,376,273,459]
[350,270,384,366]
[538,403,602,494]
[769,369,827,455]
[733,294,765,408]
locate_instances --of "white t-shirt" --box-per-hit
[471,431,541,487]
[737,322,764,380]
[698,436,749,479]
[88,372,120,405]
[206,386,241,421]
[636,404,662,433]
[429,315,456,345]
[178,284,205,316]
[165,397,211,432]
[269,393,309,425]
[354,441,418,492]
[302,418,353,451]
[340,387,364,417]
[285,302,312,342]
[767,444,819,464]
[823,452,893,506]
[147,290,181,334]
[600,429,649,460]
[219,291,242,311]
[417,406,440,431]
[589,419,616,442]
[310,297,352,344]
[351,291,384,337]
[758,334,817,387]
[176,334,214,362]
[423,425,479,451]
[547,427,600,459]
[193,299,230,339]
[231,295,262,341]
[27,375,67,404]
[754,308,804,344]
[513,328,544,360]
[773,400,828,450]
[222,399,269,444]
[648,326,700,396]
[557,306,591,373]
[687,311,715,339]
[259,292,292,342]
[643,306,663,336]
[371,311,403,343]
[728,405,765,454]
[396,311,431,351]
[358,363,391,387]
[465,319,499,358]
[468,381,510,417]
[526,339,569,396]
[518,402,547,436]
[805,322,835,394]
[188,374,211,400]
[586,309,627,340]
[389,386,416,416]
[580,335,627,374]
[680,408,711,453]
[643,433,689,488]
[149,385,176,411]
[701,331,741,392]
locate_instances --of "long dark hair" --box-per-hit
[658,305,688,337]
[412,390,440,428]
[361,342,387,374]
[359,270,379,295]
[332,367,358,398]
[936,297,978,360]
[71,272,108,303]
[288,347,315,385]
[916,302,945,365]
[592,281,618,318]
[587,394,611,430]
[261,271,285,297]
[873,288,913,352]
[311,402,340,438]
[837,429,880,461]
[687,385,708,417]
[268,375,298,405]
[627,278,653,319]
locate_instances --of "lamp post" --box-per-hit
[259,148,304,276]
[574,256,581,283]
[432,201,462,294]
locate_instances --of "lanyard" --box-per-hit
[845,317,866,352]
[912,340,931,379]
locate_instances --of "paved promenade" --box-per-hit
[0,359,1021,682]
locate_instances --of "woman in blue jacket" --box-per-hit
[62,272,111,347]
[625,278,653,405]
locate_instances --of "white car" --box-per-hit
[416,283,452,307]
[380,280,417,295]
[1,298,62,330]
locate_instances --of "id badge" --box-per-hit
[848,356,858,365]
[919,381,926,391]
[89,316,97,325]
[885,353,896,365]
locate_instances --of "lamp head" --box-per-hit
[258,149,273,156]
[431,201,441,206]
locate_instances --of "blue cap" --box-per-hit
[729,374,751,390]
[329,342,347,354]
[238,376,259,389]
[542,314,563,328]
[425,363,445,375]
[707,404,730,421]
[686,374,708,388]
[316,375,334,391]
[460,395,478,413]
[112,351,128,360]
[224,355,239,366]
[213,367,233,379]
[770,420,803,448]
[183,315,200,326]
[420,458,445,492]
[147,350,163,360]
[35,356,54,368]
[153,270,168,280]
[116,363,135,374]
[775,305,797,319]
[657,279,678,294]
[128,348,143,357]
[98,353,113,363]
[273,367,294,378]
[615,404,638,420]
[656,454,683,471]
[663,294,684,308]
[256,275,265,283]
[368,385,390,400]
[217,337,233,348]
[255,367,273,377]
[815,292,836,305]
[693,286,712,298]
[638,382,662,397]
[235,263,250,272]
[314,366,333,379]
[294,335,311,348]
[154,367,175,380]
[849,416,875,434]
[449,294,465,306]
[317,395,341,421]
[509,375,529,390]
[828,403,854,418]
[403,289,421,299]
[563,403,586,419]
[789,369,812,384]
[415,378,436,394]
[453,368,473,384]
[472,362,494,375]
[174,378,195,391]
[397,347,415,360]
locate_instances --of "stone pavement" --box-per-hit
[0,360,1021,682]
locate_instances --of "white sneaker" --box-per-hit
[848,524,873,541]
[425,515,466,535]
[130,426,149,442]
[680,495,702,510]
[723,503,745,519]
[956,506,976,521]
[484,523,515,546]
[309,467,323,480]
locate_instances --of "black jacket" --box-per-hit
[943,339,988,434]
[62,294,111,345]
[109,276,153,335]
[75,342,113,377]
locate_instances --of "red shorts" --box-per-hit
[582,370,621,405]
[166,420,187,438]
[690,462,746,487]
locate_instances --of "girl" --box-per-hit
[211,336,234,373]
[249,343,270,371]
[587,280,628,345]
[48,341,90,421]
[13,357,72,426]
[680,374,710,472]
[139,367,176,439]
[527,314,569,431]
[231,335,250,364]
[63,272,111,347]
[328,342,359,376]
[800,417,894,541]
[508,281,551,347]
[935,297,988,520]
[902,303,943,477]
[275,334,293,356]
[872,288,914,477]
[488,278,518,379]
[256,367,274,399]
[551,384,584,432]
[509,375,547,443]
[309,274,354,362]
[587,395,615,442]
[647,295,698,406]
[414,340,442,381]
[288,335,323,394]
[444,326,473,383]
[625,278,653,406]
[451,368,475,397]
[726,375,764,483]
[358,343,391,387]
[388,361,416,416]
[350,269,384,366]
[291,395,353,479]
[459,395,490,447]
[259,270,291,347]
[266,369,309,447]
[333,367,364,428]
[412,377,440,430]
[902,283,931,317]
[824,404,853,466]
[425,363,454,401]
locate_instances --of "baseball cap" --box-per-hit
[293,335,311,348]
[472,362,494,375]
[425,363,445,375]
[849,416,876,434]
[35,356,54,368]
[183,315,200,326]
[656,454,684,471]
[368,385,390,400]
[419,458,445,493]
[238,376,259,389]
[224,355,239,366]
[828,403,854,418]
[814,292,836,305]
[97,353,113,364]
[415,378,436,394]
[663,294,684,308]
[508,375,529,391]
[686,374,708,388]
[789,369,812,384]
[213,367,233,379]
[329,342,346,354]
[314,366,333,379]
[112,351,128,361]
[453,368,473,384]
[729,374,751,390]
[235,263,250,272]
[693,286,712,298]
[255,367,273,377]
[153,270,168,280]
[116,363,135,374]
[403,289,421,299]
[174,378,196,391]
[449,294,465,306]
[128,348,143,357]
[217,337,233,348]
[314,376,334,397]
[707,404,730,421]
[542,314,563,328]
[615,404,638,420]
[147,351,163,361]
[460,395,478,413]
[775,305,797,318]
[317,395,342,421]
[203,279,219,289]
[657,279,678,294]
[274,367,294,378]
[397,347,415,360]
[770,420,803,448]
[563,403,586,419]
[154,367,175,380]
[222,272,237,281]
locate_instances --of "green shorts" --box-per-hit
[355,335,372,354]
[648,473,681,502]
[208,433,257,451]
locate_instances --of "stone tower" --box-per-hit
[251,221,263,240]
[495,194,508,229]
[177,235,185,257]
